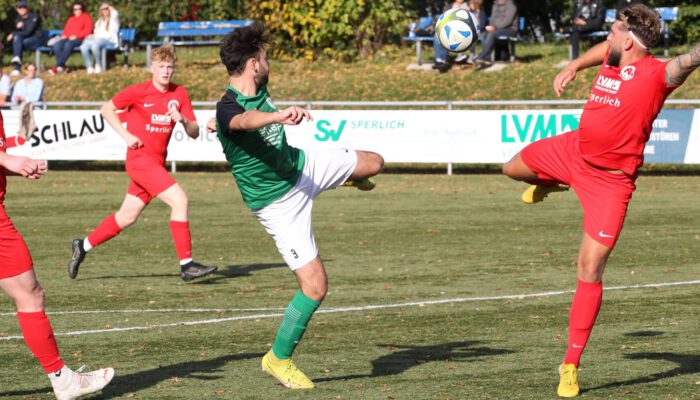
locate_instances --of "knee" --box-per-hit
[577,256,605,283]
[368,152,384,176]
[14,285,45,311]
[115,210,139,227]
[303,281,327,302]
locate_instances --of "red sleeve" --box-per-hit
[178,87,197,123]
[111,84,139,110]
[77,14,94,40]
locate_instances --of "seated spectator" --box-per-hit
[473,0,518,66]
[0,62,11,108]
[50,1,94,75]
[433,0,469,71]
[6,1,45,77]
[456,0,488,64]
[80,2,119,74]
[12,63,44,105]
[569,0,605,59]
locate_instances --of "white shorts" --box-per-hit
[253,148,358,270]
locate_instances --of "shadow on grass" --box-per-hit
[316,340,513,382]
[0,353,264,399]
[584,352,700,394]
[192,263,289,285]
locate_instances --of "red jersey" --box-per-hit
[112,81,196,165]
[578,52,677,176]
[0,111,5,203]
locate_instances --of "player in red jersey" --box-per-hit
[0,112,114,400]
[67,45,216,282]
[502,4,700,397]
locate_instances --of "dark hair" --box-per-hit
[618,4,661,48]
[72,1,85,11]
[219,22,267,76]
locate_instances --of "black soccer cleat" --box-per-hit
[180,261,217,282]
[67,239,87,279]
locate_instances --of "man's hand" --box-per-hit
[553,65,578,97]
[206,118,216,133]
[574,18,586,26]
[6,33,13,42]
[68,35,77,40]
[123,133,143,149]
[276,106,312,126]
[485,25,495,33]
[3,155,46,179]
[17,21,24,29]
[166,108,185,124]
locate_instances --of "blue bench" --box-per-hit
[401,16,435,66]
[35,28,136,72]
[656,7,678,57]
[141,20,253,67]
[557,7,678,59]
[493,16,526,62]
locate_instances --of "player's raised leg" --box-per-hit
[502,152,569,204]
[262,257,325,389]
[156,183,217,281]
[68,193,147,279]
[342,150,384,191]
[0,270,114,400]
[558,233,609,398]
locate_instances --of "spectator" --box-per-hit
[0,62,11,108]
[12,63,44,105]
[80,2,119,74]
[457,0,488,64]
[617,0,644,12]
[6,1,45,77]
[432,0,469,71]
[473,0,518,66]
[569,0,606,59]
[50,1,94,75]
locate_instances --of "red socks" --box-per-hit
[17,311,64,374]
[87,213,122,248]
[564,280,603,367]
[169,220,192,262]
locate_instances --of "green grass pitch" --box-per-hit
[1,171,699,399]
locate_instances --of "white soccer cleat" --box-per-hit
[53,367,114,400]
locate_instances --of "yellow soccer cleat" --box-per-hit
[342,177,376,191]
[521,184,569,204]
[261,351,315,389]
[557,363,580,398]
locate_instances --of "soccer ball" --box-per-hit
[435,8,479,53]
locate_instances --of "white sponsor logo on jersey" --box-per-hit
[595,75,621,94]
[620,66,635,81]
[151,114,172,125]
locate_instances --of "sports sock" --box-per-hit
[272,291,321,359]
[48,364,74,390]
[86,213,122,249]
[83,238,93,252]
[564,280,603,367]
[169,220,192,262]
[17,311,65,374]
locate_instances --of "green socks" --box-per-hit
[272,290,321,359]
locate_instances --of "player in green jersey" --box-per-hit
[209,23,384,389]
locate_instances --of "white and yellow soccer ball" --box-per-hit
[435,8,480,53]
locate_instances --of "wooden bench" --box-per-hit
[141,20,253,67]
[401,16,435,66]
[35,28,136,72]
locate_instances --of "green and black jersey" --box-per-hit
[216,85,304,209]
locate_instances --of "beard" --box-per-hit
[608,46,622,67]
[255,72,269,89]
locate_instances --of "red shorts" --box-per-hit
[521,130,636,248]
[125,157,177,204]
[0,205,33,279]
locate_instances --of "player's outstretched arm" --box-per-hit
[229,106,312,131]
[101,100,143,149]
[0,152,47,179]
[665,42,700,87]
[553,41,609,97]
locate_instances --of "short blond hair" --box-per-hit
[151,45,177,64]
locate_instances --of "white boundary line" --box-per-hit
[0,279,698,341]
